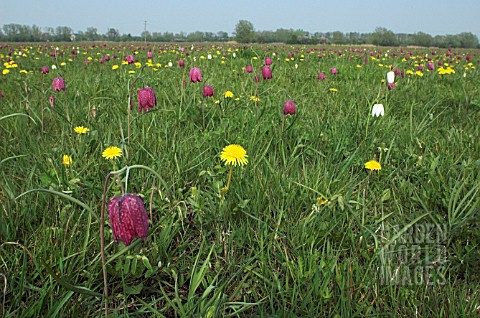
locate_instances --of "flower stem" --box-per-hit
[225,166,233,190]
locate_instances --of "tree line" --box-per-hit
[1,21,478,49]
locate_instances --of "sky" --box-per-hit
[2,0,480,38]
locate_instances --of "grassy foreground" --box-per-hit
[1,42,480,317]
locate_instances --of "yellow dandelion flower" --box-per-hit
[61,62,67,66]
[128,70,135,74]
[62,155,73,167]
[224,91,234,98]
[364,160,382,171]
[112,64,119,70]
[220,144,248,167]
[415,70,423,77]
[102,146,122,160]
[406,70,414,75]
[74,126,90,134]
[2,69,9,75]
[329,88,338,92]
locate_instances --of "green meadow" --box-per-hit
[1,43,480,317]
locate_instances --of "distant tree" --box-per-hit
[187,31,205,42]
[370,27,399,46]
[457,32,479,48]
[217,31,229,41]
[234,20,254,43]
[55,26,73,41]
[331,31,347,44]
[85,27,98,41]
[106,28,120,41]
[411,32,434,47]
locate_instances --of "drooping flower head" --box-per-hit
[203,85,214,97]
[41,66,49,74]
[386,71,395,85]
[371,103,385,117]
[147,51,153,59]
[265,57,272,65]
[49,95,55,107]
[427,62,435,71]
[178,59,185,67]
[190,67,202,82]
[52,77,66,92]
[137,87,157,112]
[220,144,248,167]
[107,194,149,246]
[318,72,325,80]
[330,67,337,75]
[245,65,253,73]
[262,65,272,80]
[283,100,296,115]
[126,55,134,64]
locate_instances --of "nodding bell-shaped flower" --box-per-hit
[318,72,325,80]
[371,103,385,117]
[189,67,202,82]
[41,66,49,74]
[386,71,395,85]
[427,62,435,71]
[107,194,149,246]
[126,55,134,64]
[245,65,253,73]
[283,100,296,115]
[203,85,214,97]
[49,95,55,107]
[178,59,185,67]
[137,87,157,112]
[52,77,66,92]
[330,67,337,75]
[262,65,272,80]
[147,51,153,59]
[265,57,272,65]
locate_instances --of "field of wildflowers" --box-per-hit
[1,42,480,317]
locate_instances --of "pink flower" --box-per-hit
[283,100,296,115]
[189,67,202,82]
[427,62,434,71]
[107,194,149,246]
[49,95,55,107]
[41,66,49,74]
[203,85,214,97]
[52,77,66,92]
[330,67,337,75]
[137,87,157,112]
[245,65,253,73]
[265,57,272,65]
[147,51,153,59]
[126,55,134,64]
[262,65,272,79]
[99,58,104,64]
[318,72,325,80]
[387,82,395,90]
[178,59,185,67]
[104,54,110,62]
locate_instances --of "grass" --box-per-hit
[1,43,480,317]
